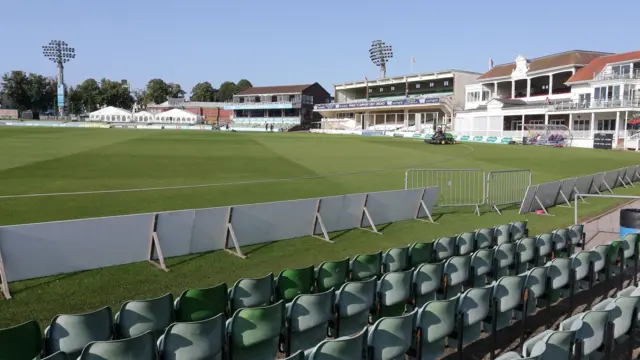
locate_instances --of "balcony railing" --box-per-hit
[552,99,640,111]
[593,70,640,81]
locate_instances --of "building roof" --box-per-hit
[478,50,611,80]
[156,108,199,118]
[566,50,640,83]
[334,70,481,88]
[236,84,314,95]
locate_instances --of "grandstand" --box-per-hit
[314,70,481,132]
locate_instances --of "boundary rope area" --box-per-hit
[0,144,476,200]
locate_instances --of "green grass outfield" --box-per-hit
[1,127,640,328]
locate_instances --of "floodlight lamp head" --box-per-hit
[368,40,393,78]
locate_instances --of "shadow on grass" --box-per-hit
[10,271,86,296]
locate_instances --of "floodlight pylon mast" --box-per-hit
[369,40,393,78]
[42,40,76,116]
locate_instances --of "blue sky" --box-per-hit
[1,0,636,95]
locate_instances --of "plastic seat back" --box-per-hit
[552,228,569,252]
[0,320,42,360]
[383,246,409,272]
[376,270,412,318]
[228,301,284,360]
[416,297,458,360]
[444,255,471,297]
[522,267,548,316]
[569,310,609,356]
[116,293,174,340]
[285,290,334,356]
[433,236,455,261]
[571,251,593,283]
[535,233,553,261]
[78,330,156,360]
[412,261,444,307]
[334,278,376,337]
[511,221,527,241]
[494,224,511,245]
[537,330,575,360]
[548,258,571,290]
[495,243,516,277]
[568,224,584,246]
[158,313,225,360]
[45,306,114,359]
[492,276,525,331]
[592,245,608,275]
[350,252,382,281]
[455,285,492,346]
[471,248,494,287]
[308,327,366,360]
[408,242,433,267]
[607,296,639,341]
[475,228,494,250]
[229,273,274,313]
[276,266,315,303]
[367,311,414,360]
[516,237,536,274]
[175,283,228,322]
[316,258,349,293]
[456,232,475,256]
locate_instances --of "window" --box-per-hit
[429,82,435,87]
[612,64,631,76]
[416,84,421,89]
[238,97,244,103]
[379,87,383,92]
[390,86,395,90]
[550,119,565,125]
[578,93,591,104]
[368,88,372,93]
[482,90,490,101]
[444,80,450,86]
[529,120,544,125]
[271,95,278,102]
[289,95,295,101]
[573,119,590,131]
[597,119,615,131]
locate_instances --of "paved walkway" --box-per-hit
[583,199,640,247]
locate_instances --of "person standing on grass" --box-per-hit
[265,122,268,131]
[270,123,274,132]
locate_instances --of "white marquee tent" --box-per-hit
[88,107,133,122]
[133,111,155,123]
[155,108,201,124]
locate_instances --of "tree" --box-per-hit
[67,86,84,115]
[236,79,253,92]
[98,78,134,109]
[0,71,56,114]
[75,78,101,112]
[168,83,186,99]
[144,78,170,104]
[132,89,147,110]
[218,81,237,102]
[190,82,217,102]
[1,71,31,111]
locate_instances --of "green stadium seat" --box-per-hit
[157,313,225,360]
[0,320,42,360]
[229,273,274,313]
[493,243,516,279]
[535,233,553,266]
[115,293,174,340]
[366,311,414,360]
[568,224,585,252]
[44,307,114,359]
[415,297,458,360]
[350,252,382,281]
[551,228,570,257]
[374,269,412,320]
[456,232,475,256]
[383,246,409,272]
[78,330,156,360]
[412,261,444,308]
[174,283,228,322]
[443,255,471,299]
[449,285,492,348]
[332,278,375,338]
[307,327,366,360]
[408,242,433,267]
[494,224,511,246]
[510,221,528,241]
[570,251,593,293]
[559,310,609,357]
[522,330,574,359]
[433,236,455,261]
[470,248,494,287]
[515,237,536,274]
[475,228,494,250]
[227,301,284,360]
[276,266,315,303]
[485,276,525,332]
[315,258,349,293]
[282,290,333,357]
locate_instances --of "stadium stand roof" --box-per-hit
[236,83,317,95]
[478,50,612,80]
[566,50,640,83]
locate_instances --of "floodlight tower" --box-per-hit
[42,40,76,116]
[369,40,393,78]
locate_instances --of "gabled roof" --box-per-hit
[90,106,131,116]
[236,84,314,95]
[156,108,198,118]
[478,50,611,80]
[567,50,640,83]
